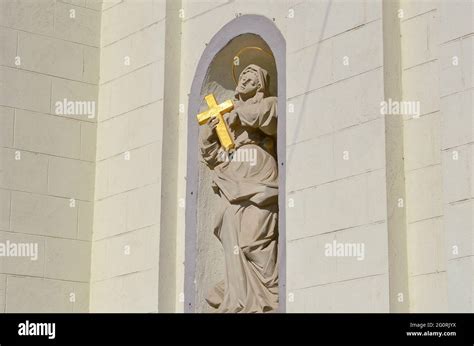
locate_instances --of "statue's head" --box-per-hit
[235,64,269,101]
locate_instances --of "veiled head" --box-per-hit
[235,64,269,101]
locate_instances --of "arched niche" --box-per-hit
[184,14,286,313]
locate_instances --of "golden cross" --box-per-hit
[196,94,235,151]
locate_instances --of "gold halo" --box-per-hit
[232,46,275,85]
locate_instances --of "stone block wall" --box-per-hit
[0,0,100,312]
[400,0,447,312]
[89,0,166,312]
[285,0,390,312]
[0,0,471,313]
[400,0,473,313]
[439,0,473,312]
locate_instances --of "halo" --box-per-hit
[232,46,277,94]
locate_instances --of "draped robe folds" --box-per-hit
[199,71,279,313]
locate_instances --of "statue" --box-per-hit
[198,63,279,313]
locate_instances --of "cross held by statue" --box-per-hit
[196,94,235,151]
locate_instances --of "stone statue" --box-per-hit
[199,64,279,313]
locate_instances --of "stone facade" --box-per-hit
[0,0,472,313]
[0,0,99,312]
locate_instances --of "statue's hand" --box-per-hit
[203,116,219,141]
[208,116,219,131]
[224,110,240,128]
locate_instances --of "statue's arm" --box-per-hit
[199,117,221,168]
[235,97,277,136]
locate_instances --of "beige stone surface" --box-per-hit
[0,106,14,147]
[5,276,87,312]
[410,272,448,312]
[288,274,389,313]
[442,144,473,204]
[98,61,164,121]
[1,0,471,314]
[0,274,5,312]
[78,200,94,241]
[287,169,386,241]
[407,217,446,276]
[0,189,10,231]
[48,156,95,201]
[90,239,107,282]
[287,232,337,289]
[182,0,229,19]
[80,121,97,161]
[404,112,441,171]
[403,61,440,117]
[0,231,45,277]
[332,20,383,81]
[89,0,168,313]
[333,119,386,180]
[44,238,91,282]
[287,68,384,145]
[90,269,159,312]
[441,90,473,149]
[17,31,84,81]
[0,27,17,68]
[62,0,88,8]
[102,0,122,11]
[95,226,159,281]
[447,256,474,311]
[287,20,383,99]
[287,0,381,53]
[96,112,129,160]
[83,46,100,84]
[405,165,443,223]
[126,184,160,231]
[0,0,98,314]
[444,200,473,260]
[97,101,162,160]
[100,21,165,83]
[11,191,77,239]
[401,0,437,20]
[438,0,474,313]
[335,222,389,282]
[54,1,101,46]
[93,193,127,240]
[287,40,333,98]
[439,0,473,43]
[287,134,334,191]
[179,4,234,73]
[440,36,473,97]
[0,67,51,114]
[0,0,56,36]
[14,109,81,159]
[401,11,438,69]
[50,78,98,122]
[72,282,90,312]
[95,142,161,199]
[101,0,165,46]
[0,148,49,194]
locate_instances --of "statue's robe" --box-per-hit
[199,92,279,313]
